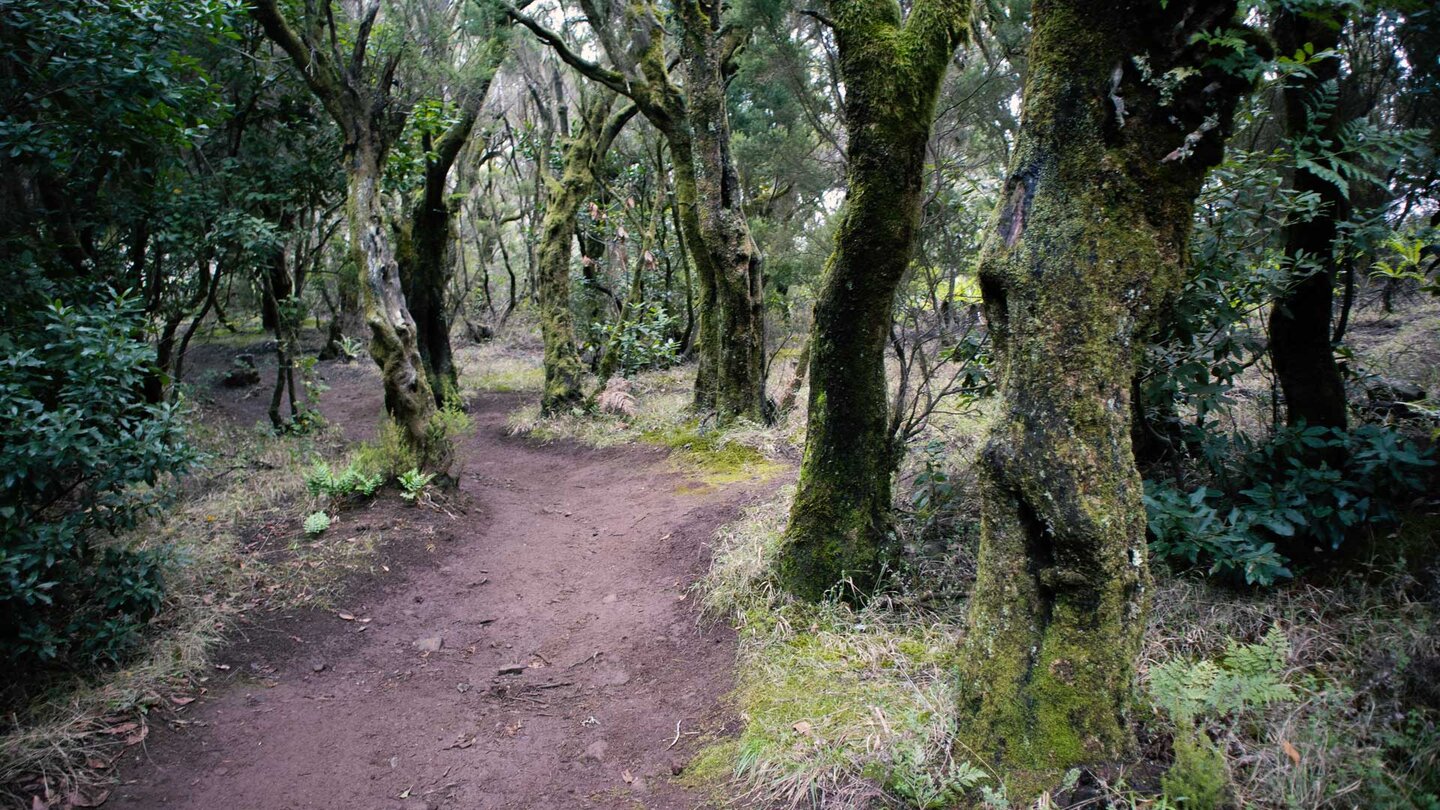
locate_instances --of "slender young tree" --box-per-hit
[250,0,441,460]
[509,0,768,422]
[1269,4,1349,432]
[535,88,637,413]
[398,48,512,405]
[958,0,1256,786]
[774,0,969,599]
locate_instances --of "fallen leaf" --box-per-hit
[622,769,634,784]
[67,789,110,808]
[85,758,109,770]
[105,723,139,736]
[337,612,356,621]
[1282,739,1301,765]
[792,721,813,736]
[124,724,149,746]
[170,695,195,706]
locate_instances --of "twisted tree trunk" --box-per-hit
[959,0,1254,790]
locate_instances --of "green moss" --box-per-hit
[639,422,782,486]
[1162,732,1231,809]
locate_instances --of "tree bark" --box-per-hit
[677,3,767,421]
[536,92,636,414]
[1269,7,1349,432]
[397,38,511,407]
[350,141,440,453]
[958,0,1254,789]
[775,0,967,599]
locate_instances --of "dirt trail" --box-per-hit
[113,388,760,809]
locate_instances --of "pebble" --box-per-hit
[413,636,443,653]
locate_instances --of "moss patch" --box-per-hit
[640,422,784,486]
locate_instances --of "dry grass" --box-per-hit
[0,416,397,807]
[1142,567,1440,809]
[508,360,804,487]
[693,488,990,810]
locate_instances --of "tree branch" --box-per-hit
[502,2,633,97]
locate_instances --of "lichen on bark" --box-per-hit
[958,0,1256,792]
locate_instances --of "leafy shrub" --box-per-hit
[302,511,331,535]
[1146,424,1434,584]
[1,290,195,669]
[593,302,681,376]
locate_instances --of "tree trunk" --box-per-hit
[1269,7,1349,432]
[958,0,1253,790]
[536,93,635,414]
[348,141,440,458]
[508,1,765,421]
[678,5,767,422]
[776,0,966,600]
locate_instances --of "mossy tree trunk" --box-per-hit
[775,0,968,600]
[252,0,442,464]
[958,0,1254,789]
[1269,6,1349,432]
[511,0,767,423]
[536,91,636,414]
[677,1,766,421]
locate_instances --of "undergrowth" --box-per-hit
[697,486,1440,809]
[693,487,989,809]
[0,417,396,805]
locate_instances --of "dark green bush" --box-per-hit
[1,287,195,670]
[1145,424,1435,585]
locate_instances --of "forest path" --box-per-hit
[113,389,761,810]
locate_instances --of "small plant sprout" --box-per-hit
[303,511,331,535]
[398,468,436,504]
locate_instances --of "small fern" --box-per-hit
[303,511,331,535]
[398,468,436,503]
[888,746,989,809]
[1150,625,1295,723]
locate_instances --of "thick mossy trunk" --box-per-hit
[536,94,634,414]
[959,0,1252,790]
[679,5,766,423]
[1269,7,1348,433]
[776,0,967,600]
[348,142,441,462]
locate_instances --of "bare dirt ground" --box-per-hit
[110,352,767,809]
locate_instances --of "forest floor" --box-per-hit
[103,342,781,810]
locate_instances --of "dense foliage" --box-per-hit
[0,286,194,667]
